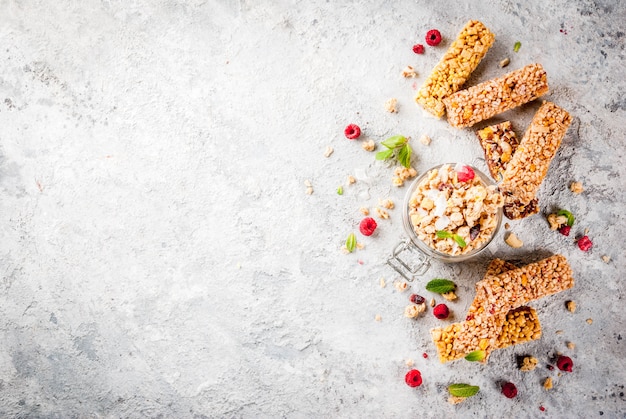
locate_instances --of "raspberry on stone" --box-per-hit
[359,217,377,236]
[558,225,571,236]
[557,355,573,372]
[577,235,593,251]
[344,124,361,140]
[405,369,423,387]
[501,382,518,398]
[412,44,425,54]
[433,304,449,319]
[425,29,442,46]
[410,294,426,305]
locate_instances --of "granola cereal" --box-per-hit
[385,98,398,113]
[520,355,538,371]
[362,139,376,152]
[415,20,495,118]
[407,163,503,256]
[570,181,584,194]
[444,63,549,128]
[476,121,519,181]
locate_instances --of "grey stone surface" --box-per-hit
[0,0,624,417]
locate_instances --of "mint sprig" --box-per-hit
[346,233,356,253]
[436,230,467,248]
[557,209,575,227]
[448,383,480,398]
[425,279,456,294]
[375,135,413,168]
[464,350,487,362]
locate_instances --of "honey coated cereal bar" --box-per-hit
[499,102,572,219]
[443,63,549,128]
[476,121,519,181]
[415,20,495,118]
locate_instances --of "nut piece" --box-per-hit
[520,356,538,371]
[306,186,314,195]
[602,255,611,263]
[405,358,414,367]
[385,98,398,113]
[499,57,510,68]
[505,232,524,248]
[361,139,376,152]
[324,146,334,157]
[402,65,418,78]
[360,207,370,216]
[570,181,584,194]
[375,207,390,219]
[567,341,576,350]
[394,281,408,292]
[430,298,436,307]
[347,175,356,185]
[375,314,382,322]
[442,291,458,301]
[543,377,553,390]
[404,303,427,318]
[586,318,593,324]
[419,134,432,145]
[566,300,577,313]
[448,396,466,405]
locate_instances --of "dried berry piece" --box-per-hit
[410,294,426,305]
[433,303,449,319]
[344,124,361,140]
[577,235,593,251]
[456,165,475,182]
[469,224,481,241]
[405,369,423,387]
[557,355,573,372]
[558,225,571,236]
[359,217,378,236]
[425,29,442,46]
[501,382,518,398]
[412,44,425,54]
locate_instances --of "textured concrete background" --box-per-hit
[0,0,624,417]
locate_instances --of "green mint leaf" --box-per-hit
[557,209,575,227]
[464,350,487,362]
[448,383,480,398]
[425,279,456,294]
[436,230,453,239]
[513,41,521,53]
[397,143,412,168]
[376,148,395,161]
[346,233,356,253]
[381,135,407,149]
[453,234,467,248]
[337,186,343,195]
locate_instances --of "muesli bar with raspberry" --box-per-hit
[443,63,549,128]
[415,20,495,118]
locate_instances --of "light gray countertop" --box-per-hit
[1,0,624,417]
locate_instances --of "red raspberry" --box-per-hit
[558,225,571,236]
[404,369,422,387]
[501,382,518,398]
[409,294,426,305]
[577,235,593,251]
[425,29,442,46]
[422,352,428,359]
[456,165,475,182]
[557,355,573,372]
[412,44,425,54]
[359,217,377,236]
[433,304,449,319]
[344,124,361,140]
[539,406,546,412]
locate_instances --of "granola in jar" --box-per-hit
[407,163,503,256]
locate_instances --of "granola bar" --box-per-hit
[499,102,572,218]
[415,20,495,118]
[476,121,519,181]
[443,63,549,128]
[502,197,540,220]
[496,306,541,349]
[468,254,574,317]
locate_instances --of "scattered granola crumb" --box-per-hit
[504,222,511,230]
[499,57,510,68]
[385,98,398,113]
[402,65,418,78]
[405,358,414,367]
[304,179,312,187]
[380,199,395,209]
[570,181,584,194]
[448,396,466,405]
[567,341,576,350]
[306,187,314,195]
[404,303,426,318]
[324,146,334,157]
[505,232,524,248]
[602,255,611,263]
[362,139,376,152]
[566,300,577,313]
[340,245,350,254]
[360,207,370,216]
[380,277,386,288]
[347,175,356,185]
[584,227,589,235]
[520,356,538,371]
[419,134,431,145]
[543,377,553,390]
[375,314,382,322]
[394,281,409,292]
[586,318,593,324]
[555,330,564,335]
[356,242,365,250]
[392,177,404,187]
[442,291,457,301]
[430,298,436,307]
[547,213,568,230]
[375,207,390,219]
